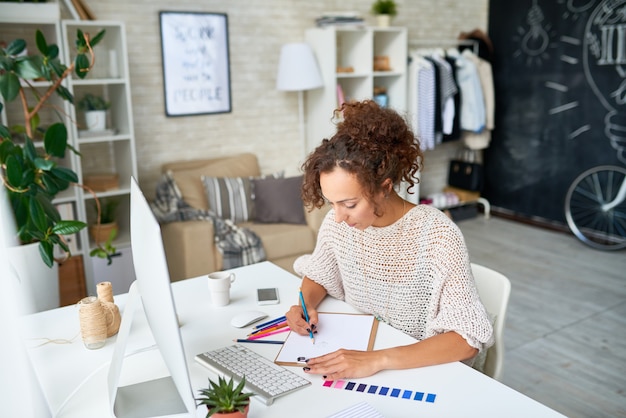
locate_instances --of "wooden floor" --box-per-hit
[457,214,626,418]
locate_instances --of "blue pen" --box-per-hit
[253,316,287,330]
[298,288,315,344]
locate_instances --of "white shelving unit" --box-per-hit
[0,12,137,298]
[62,20,138,295]
[304,26,408,154]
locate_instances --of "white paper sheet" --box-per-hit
[274,313,377,365]
[326,401,385,418]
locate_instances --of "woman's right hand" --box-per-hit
[285,304,318,336]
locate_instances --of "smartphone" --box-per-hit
[256,287,280,305]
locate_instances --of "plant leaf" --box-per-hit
[74,53,90,79]
[75,29,86,51]
[35,30,48,55]
[28,196,48,233]
[23,137,38,162]
[51,166,78,183]
[5,154,24,187]
[47,44,59,60]
[39,196,60,222]
[43,123,68,158]
[34,157,55,172]
[0,71,21,102]
[6,39,26,56]
[15,56,45,80]
[90,30,107,47]
[0,124,10,141]
[54,84,73,102]
[39,241,54,268]
[53,220,86,235]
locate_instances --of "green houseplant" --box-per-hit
[195,375,253,417]
[0,28,111,267]
[371,0,397,16]
[371,0,397,27]
[77,93,110,111]
[77,92,110,131]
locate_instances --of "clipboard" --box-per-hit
[274,312,379,366]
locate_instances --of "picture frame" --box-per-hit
[159,11,232,117]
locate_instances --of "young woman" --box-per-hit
[285,100,493,380]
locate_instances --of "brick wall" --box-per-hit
[73,0,488,198]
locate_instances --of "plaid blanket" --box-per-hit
[150,172,266,269]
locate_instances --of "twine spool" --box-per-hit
[96,281,121,337]
[96,281,114,303]
[101,301,121,337]
[78,296,107,349]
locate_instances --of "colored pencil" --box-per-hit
[247,327,290,340]
[249,321,288,336]
[253,316,287,330]
[299,288,315,344]
[235,339,284,345]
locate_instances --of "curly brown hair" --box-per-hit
[301,100,423,211]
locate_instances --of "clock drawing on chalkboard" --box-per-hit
[583,0,626,164]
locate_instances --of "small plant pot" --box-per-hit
[89,221,118,244]
[84,110,107,131]
[376,14,392,27]
[207,404,249,418]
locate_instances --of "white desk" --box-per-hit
[22,261,564,418]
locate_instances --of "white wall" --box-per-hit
[76,0,488,198]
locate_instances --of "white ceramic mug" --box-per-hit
[207,272,236,306]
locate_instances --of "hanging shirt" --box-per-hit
[409,55,436,150]
[455,51,485,133]
[461,49,495,149]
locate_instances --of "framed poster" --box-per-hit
[159,11,232,116]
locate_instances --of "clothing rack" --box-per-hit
[408,39,479,55]
[405,38,492,218]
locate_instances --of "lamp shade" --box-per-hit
[276,42,323,91]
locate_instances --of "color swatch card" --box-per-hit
[323,379,437,404]
[274,312,378,366]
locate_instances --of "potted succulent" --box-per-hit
[77,93,110,131]
[371,0,398,27]
[0,29,116,289]
[195,375,253,417]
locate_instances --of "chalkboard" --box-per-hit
[486,0,625,223]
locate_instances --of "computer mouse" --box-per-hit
[230,311,268,328]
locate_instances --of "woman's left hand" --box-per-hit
[303,349,383,380]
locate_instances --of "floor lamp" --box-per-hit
[276,42,323,159]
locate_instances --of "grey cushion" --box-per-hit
[253,176,306,225]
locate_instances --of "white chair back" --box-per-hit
[471,263,511,381]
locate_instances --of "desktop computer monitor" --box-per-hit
[107,177,196,417]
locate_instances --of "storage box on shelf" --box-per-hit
[305,26,407,153]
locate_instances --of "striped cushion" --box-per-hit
[201,176,254,223]
[201,172,284,223]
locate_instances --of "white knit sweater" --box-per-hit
[294,204,494,352]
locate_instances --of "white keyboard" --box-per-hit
[195,344,311,405]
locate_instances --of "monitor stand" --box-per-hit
[114,376,187,417]
[107,282,194,417]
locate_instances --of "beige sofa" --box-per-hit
[160,153,328,282]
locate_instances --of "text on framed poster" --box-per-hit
[159,11,232,116]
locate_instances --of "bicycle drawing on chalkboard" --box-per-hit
[564,165,626,250]
[561,1,626,251]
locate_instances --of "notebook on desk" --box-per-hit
[275,312,378,366]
